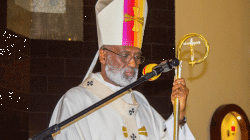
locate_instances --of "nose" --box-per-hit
[127,57,138,68]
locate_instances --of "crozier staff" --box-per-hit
[49,0,195,139]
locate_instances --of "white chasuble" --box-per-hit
[49,73,195,140]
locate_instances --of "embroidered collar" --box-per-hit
[81,73,139,116]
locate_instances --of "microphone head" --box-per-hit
[171,58,179,66]
[142,63,161,81]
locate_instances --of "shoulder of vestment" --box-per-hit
[62,86,100,108]
[64,86,92,97]
[133,90,151,107]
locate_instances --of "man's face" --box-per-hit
[104,45,142,87]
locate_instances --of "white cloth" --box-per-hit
[49,73,195,140]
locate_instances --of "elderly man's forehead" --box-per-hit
[107,45,142,53]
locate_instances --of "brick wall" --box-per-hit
[0,1,29,139]
[0,0,175,139]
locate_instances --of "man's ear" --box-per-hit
[99,49,107,64]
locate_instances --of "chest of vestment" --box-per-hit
[79,78,159,140]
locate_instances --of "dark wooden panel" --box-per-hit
[65,59,92,77]
[48,76,83,95]
[30,58,64,76]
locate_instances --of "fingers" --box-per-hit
[172,83,186,91]
[171,88,189,100]
[173,78,186,86]
[171,88,188,110]
[172,78,189,113]
[174,78,185,83]
[171,84,189,100]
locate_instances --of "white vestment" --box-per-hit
[49,73,195,140]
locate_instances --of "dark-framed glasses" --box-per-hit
[102,48,145,64]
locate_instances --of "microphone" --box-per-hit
[142,58,179,81]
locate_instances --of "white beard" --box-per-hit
[105,64,138,87]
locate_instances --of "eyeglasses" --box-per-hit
[102,48,145,64]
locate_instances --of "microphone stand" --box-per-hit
[29,63,169,140]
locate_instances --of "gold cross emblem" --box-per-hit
[183,38,201,67]
[122,126,148,137]
[124,7,144,32]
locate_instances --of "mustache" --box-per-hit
[108,65,137,74]
[123,67,137,73]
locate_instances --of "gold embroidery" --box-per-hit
[122,126,128,138]
[138,126,148,137]
[124,7,144,32]
[122,126,127,131]
[139,132,148,137]
[122,126,148,137]
[138,126,146,131]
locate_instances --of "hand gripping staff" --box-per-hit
[174,33,209,140]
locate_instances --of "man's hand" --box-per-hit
[171,78,189,121]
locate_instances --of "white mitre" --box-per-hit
[84,0,148,81]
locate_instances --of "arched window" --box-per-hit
[210,104,250,140]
